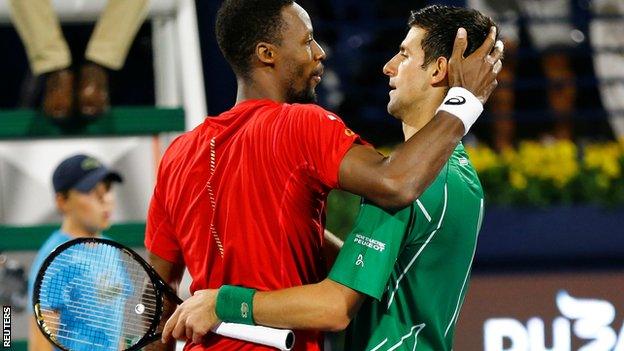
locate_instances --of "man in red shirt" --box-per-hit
[146,0,502,350]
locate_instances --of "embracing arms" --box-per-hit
[338,27,502,209]
[160,278,362,344]
[158,27,504,345]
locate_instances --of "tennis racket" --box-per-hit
[32,238,295,351]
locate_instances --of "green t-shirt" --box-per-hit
[329,144,484,351]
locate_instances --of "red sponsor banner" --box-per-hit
[454,271,624,351]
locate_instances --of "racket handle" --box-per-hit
[140,324,294,350]
[213,322,295,351]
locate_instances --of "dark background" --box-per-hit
[0,0,614,147]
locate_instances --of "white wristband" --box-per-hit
[436,87,483,135]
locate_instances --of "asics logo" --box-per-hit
[444,96,466,105]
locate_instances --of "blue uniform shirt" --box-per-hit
[28,230,132,351]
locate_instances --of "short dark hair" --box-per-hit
[408,5,497,68]
[216,0,294,78]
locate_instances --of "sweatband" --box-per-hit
[436,87,484,135]
[216,285,257,325]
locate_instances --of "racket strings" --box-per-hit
[39,274,160,306]
[35,242,161,350]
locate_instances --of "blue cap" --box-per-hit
[52,154,123,193]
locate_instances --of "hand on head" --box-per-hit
[447,26,505,105]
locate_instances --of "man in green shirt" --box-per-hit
[161,5,499,350]
[329,143,484,350]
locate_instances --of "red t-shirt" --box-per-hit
[145,99,366,350]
